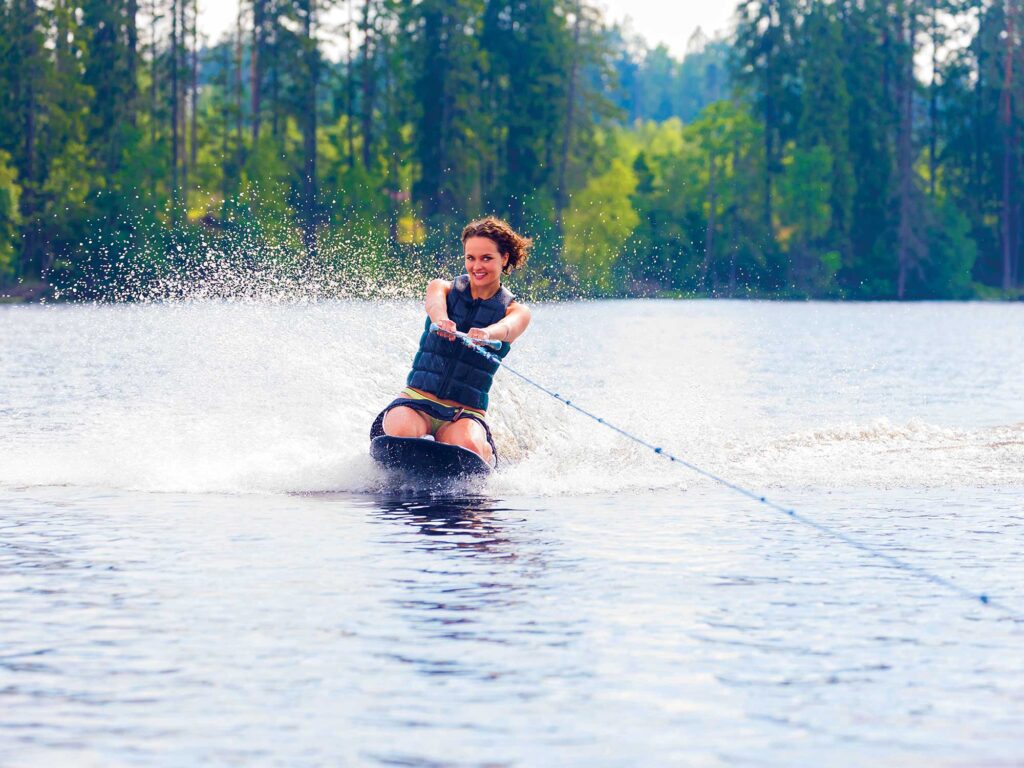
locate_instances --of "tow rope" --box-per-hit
[434,323,1020,620]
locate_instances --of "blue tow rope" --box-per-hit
[436,324,1020,620]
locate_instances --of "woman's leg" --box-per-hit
[382,406,432,438]
[435,418,493,463]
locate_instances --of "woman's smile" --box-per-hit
[464,236,509,295]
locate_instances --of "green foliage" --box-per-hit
[563,152,639,293]
[797,2,853,258]
[778,144,838,295]
[621,123,704,293]
[0,0,1018,300]
[242,136,291,216]
[0,150,21,281]
[916,197,978,300]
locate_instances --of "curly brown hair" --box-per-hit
[461,216,532,275]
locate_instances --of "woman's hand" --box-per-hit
[435,318,457,339]
[468,324,511,343]
[467,326,498,342]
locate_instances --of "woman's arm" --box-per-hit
[425,279,455,334]
[469,301,531,344]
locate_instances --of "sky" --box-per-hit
[595,0,735,55]
[198,1,736,60]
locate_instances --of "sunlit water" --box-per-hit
[1,299,1022,766]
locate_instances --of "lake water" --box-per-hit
[1,299,1022,766]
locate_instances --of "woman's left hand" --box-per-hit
[466,327,492,342]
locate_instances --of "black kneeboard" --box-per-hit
[370,435,493,481]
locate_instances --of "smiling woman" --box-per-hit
[369,216,533,466]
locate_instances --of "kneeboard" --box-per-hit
[370,436,493,480]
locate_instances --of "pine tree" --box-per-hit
[82,0,140,177]
[797,1,854,270]
[893,0,928,298]
[733,0,802,242]
[296,0,319,252]
[840,0,895,296]
[409,0,483,223]
[0,151,21,282]
[5,0,45,278]
[997,0,1021,289]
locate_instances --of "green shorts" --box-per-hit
[399,387,486,435]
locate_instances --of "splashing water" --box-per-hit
[1,296,1021,496]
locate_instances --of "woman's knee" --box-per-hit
[437,419,492,461]
[382,407,430,438]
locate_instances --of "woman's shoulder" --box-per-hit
[427,277,456,291]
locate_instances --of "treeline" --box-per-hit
[716,0,1022,298]
[0,0,1020,301]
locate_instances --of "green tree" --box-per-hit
[82,0,140,178]
[918,197,977,298]
[777,145,839,295]
[734,0,802,239]
[797,2,854,266]
[839,0,895,297]
[0,151,21,282]
[409,0,483,224]
[622,122,704,293]
[675,31,729,122]
[482,0,575,226]
[562,133,639,293]
[686,100,767,294]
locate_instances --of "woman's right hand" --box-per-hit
[434,318,457,339]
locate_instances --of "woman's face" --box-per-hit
[464,236,508,290]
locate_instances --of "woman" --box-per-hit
[370,216,532,465]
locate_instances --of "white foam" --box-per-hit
[1,299,1022,495]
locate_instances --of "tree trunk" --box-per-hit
[555,2,581,245]
[702,153,717,293]
[1000,0,1015,290]
[150,0,158,141]
[271,20,280,138]
[301,0,318,254]
[251,0,263,144]
[973,0,985,206]
[929,0,938,198]
[730,139,741,297]
[360,0,376,169]
[179,0,188,206]
[235,1,244,159]
[190,0,198,175]
[414,5,449,220]
[381,27,399,245]
[171,0,180,222]
[438,11,453,221]
[896,2,918,299]
[762,12,775,239]
[346,0,355,168]
[149,0,158,196]
[222,40,231,201]
[127,0,139,124]
[21,0,40,278]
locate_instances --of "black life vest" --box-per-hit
[406,275,514,411]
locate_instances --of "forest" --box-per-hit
[0,0,1021,301]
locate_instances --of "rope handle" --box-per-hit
[430,322,503,350]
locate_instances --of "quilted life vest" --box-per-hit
[406,274,514,411]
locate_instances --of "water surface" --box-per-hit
[1,300,1022,766]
